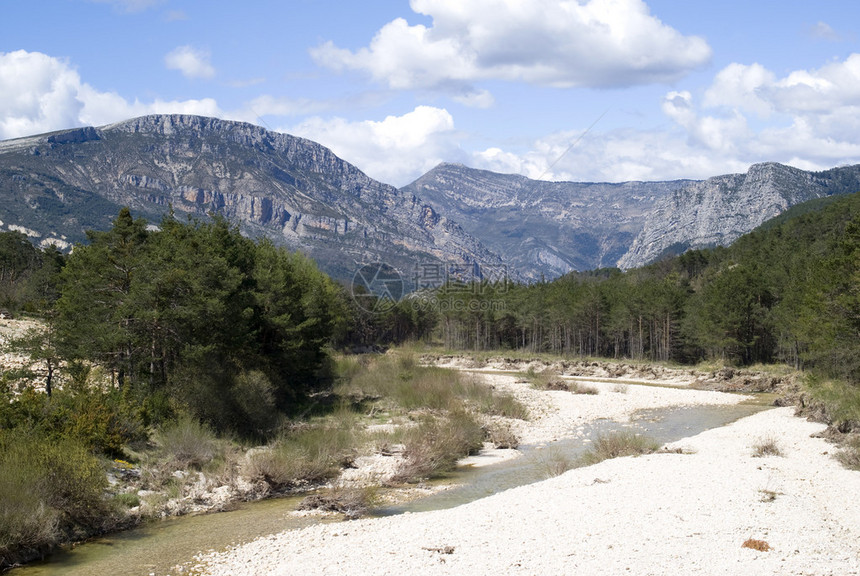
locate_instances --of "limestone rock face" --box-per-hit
[401,163,682,280]
[616,162,860,269]
[0,115,505,283]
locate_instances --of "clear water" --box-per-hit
[9,397,773,576]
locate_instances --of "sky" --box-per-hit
[3,0,860,187]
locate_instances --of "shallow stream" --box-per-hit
[9,396,774,576]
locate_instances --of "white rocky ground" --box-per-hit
[190,372,859,576]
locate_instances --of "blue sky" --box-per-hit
[3,0,860,187]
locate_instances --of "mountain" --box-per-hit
[0,115,505,284]
[402,162,860,278]
[401,163,683,280]
[617,162,860,269]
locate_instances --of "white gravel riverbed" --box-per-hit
[190,373,860,576]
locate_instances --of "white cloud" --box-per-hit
[165,45,216,80]
[482,53,860,185]
[808,21,843,42]
[289,106,459,186]
[0,50,224,140]
[311,0,711,92]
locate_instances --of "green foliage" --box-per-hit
[52,208,341,434]
[0,230,64,313]
[0,432,116,567]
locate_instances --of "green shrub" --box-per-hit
[153,414,221,469]
[113,492,141,509]
[231,370,278,434]
[0,432,114,567]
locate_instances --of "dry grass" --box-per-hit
[580,431,660,466]
[152,415,222,469]
[336,354,528,419]
[742,538,771,551]
[535,447,576,478]
[244,409,361,490]
[529,370,598,395]
[391,411,485,483]
[298,485,379,519]
[485,420,520,449]
[569,381,599,395]
[835,436,860,470]
[751,436,784,458]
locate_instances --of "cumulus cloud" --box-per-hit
[0,50,224,140]
[311,0,711,93]
[289,106,460,186]
[165,45,216,79]
[480,53,860,185]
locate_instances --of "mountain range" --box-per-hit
[1,114,859,283]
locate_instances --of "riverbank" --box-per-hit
[190,404,860,576]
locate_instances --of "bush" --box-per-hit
[0,432,114,568]
[580,431,660,466]
[152,414,221,469]
[245,409,360,490]
[231,370,279,434]
[298,485,379,519]
[392,411,485,483]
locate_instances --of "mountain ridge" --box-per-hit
[403,160,860,277]
[0,115,507,283]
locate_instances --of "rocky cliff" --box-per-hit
[402,163,684,280]
[0,115,505,283]
[617,162,860,268]
[403,162,860,277]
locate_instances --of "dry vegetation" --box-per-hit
[751,436,784,458]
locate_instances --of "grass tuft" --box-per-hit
[391,411,485,483]
[835,436,860,470]
[245,408,360,490]
[535,447,576,478]
[751,436,783,458]
[580,431,660,466]
[153,414,221,469]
